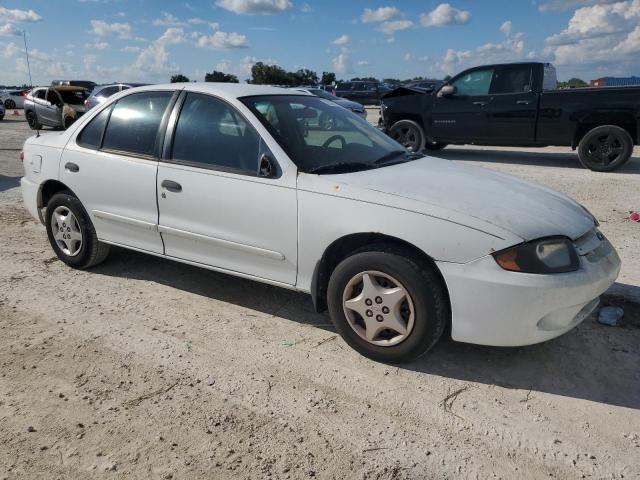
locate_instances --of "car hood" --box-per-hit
[333,98,364,110]
[304,157,594,242]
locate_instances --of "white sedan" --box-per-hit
[20,83,620,362]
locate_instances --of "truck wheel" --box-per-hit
[578,125,633,172]
[26,111,42,130]
[327,245,449,363]
[389,120,425,153]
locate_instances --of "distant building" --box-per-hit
[590,76,640,87]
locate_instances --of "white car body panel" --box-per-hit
[19,82,621,348]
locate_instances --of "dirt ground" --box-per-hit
[1,112,639,480]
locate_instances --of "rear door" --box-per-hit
[59,90,176,253]
[488,64,537,144]
[157,92,298,285]
[429,67,494,142]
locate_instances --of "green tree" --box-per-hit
[250,62,293,85]
[443,75,452,82]
[204,71,239,83]
[350,76,378,82]
[170,74,190,83]
[291,68,319,86]
[321,71,336,85]
[383,78,402,85]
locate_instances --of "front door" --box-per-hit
[34,89,61,126]
[157,92,298,285]
[59,90,175,253]
[429,67,495,143]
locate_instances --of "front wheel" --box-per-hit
[26,111,42,130]
[4,99,16,109]
[327,246,449,363]
[578,125,633,172]
[45,191,110,269]
[389,119,425,153]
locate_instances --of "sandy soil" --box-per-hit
[1,114,639,479]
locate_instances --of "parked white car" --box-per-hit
[20,83,621,362]
[1,89,27,109]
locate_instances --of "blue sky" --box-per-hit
[1,0,639,85]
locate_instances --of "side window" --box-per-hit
[171,93,261,174]
[46,90,61,106]
[98,86,119,98]
[102,91,172,156]
[452,69,494,96]
[77,106,112,149]
[491,66,533,94]
[35,89,46,100]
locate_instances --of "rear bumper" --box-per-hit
[437,236,621,346]
[20,177,43,224]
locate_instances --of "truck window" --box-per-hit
[491,66,533,94]
[451,69,494,96]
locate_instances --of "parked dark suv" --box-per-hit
[335,81,387,105]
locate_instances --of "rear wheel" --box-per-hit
[327,246,449,363]
[389,119,425,153]
[26,111,42,130]
[4,99,16,109]
[578,125,633,172]
[45,191,110,269]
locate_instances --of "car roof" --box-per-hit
[128,82,310,99]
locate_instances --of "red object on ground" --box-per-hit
[629,211,640,222]
[11,110,20,116]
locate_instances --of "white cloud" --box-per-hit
[132,27,186,75]
[500,20,512,36]
[332,34,349,45]
[187,17,207,25]
[300,3,313,13]
[420,3,471,27]
[196,31,249,49]
[0,23,21,36]
[216,0,292,15]
[379,20,413,35]
[0,6,42,23]
[152,12,186,27]
[90,20,131,38]
[0,41,21,58]
[122,45,142,53]
[538,0,620,12]
[542,0,640,73]
[361,7,399,23]
[85,41,109,50]
[332,52,352,75]
[356,60,370,67]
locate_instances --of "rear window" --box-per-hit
[97,86,119,98]
[101,91,173,157]
[59,90,88,105]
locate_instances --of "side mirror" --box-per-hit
[258,153,276,178]
[437,85,456,98]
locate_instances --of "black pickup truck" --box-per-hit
[380,62,640,171]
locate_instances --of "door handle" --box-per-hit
[64,162,79,173]
[161,179,182,193]
[516,100,531,105]
[473,101,487,106]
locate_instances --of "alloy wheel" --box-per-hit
[391,126,420,151]
[50,206,83,256]
[585,133,624,166]
[342,270,415,346]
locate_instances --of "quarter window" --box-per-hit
[77,106,112,149]
[452,69,494,96]
[171,93,261,174]
[102,91,172,156]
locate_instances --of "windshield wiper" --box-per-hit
[374,149,408,165]
[308,162,374,174]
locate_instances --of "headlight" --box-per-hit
[492,237,580,274]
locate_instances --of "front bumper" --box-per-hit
[437,232,621,347]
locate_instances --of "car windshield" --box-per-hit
[241,95,416,174]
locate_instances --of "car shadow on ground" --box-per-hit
[93,246,640,410]
[429,148,640,173]
[0,175,20,193]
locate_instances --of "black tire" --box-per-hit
[578,125,633,172]
[327,246,449,363]
[45,191,110,269]
[26,111,42,130]
[0,114,4,122]
[4,99,16,109]
[389,119,425,153]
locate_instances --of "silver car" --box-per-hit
[24,86,89,130]
[291,87,368,120]
[85,83,149,110]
